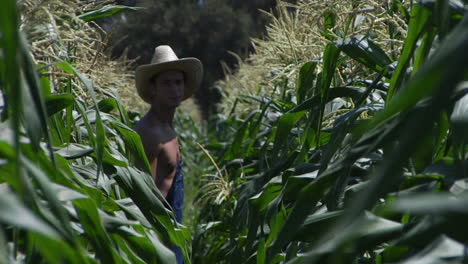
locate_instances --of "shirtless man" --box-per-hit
[134,45,203,223]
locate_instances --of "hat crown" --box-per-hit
[151,45,179,64]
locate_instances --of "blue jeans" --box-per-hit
[167,162,184,264]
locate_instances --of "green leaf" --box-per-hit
[399,235,466,264]
[0,141,15,160]
[0,0,20,149]
[97,98,119,113]
[0,228,9,264]
[223,110,261,161]
[319,43,340,97]
[294,211,342,242]
[55,143,94,159]
[290,212,403,264]
[20,33,54,161]
[388,192,468,215]
[73,199,121,263]
[334,35,393,74]
[450,82,468,147]
[58,62,106,178]
[0,190,60,239]
[94,107,106,178]
[113,167,183,250]
[249,177,282,212]
[387,4,432,100]
[320,11,337,41]
[267,163,342,261]
[78,5,143,22]
[21,156,75,240]
[111,122,151,174]
[282,171,317,202]
[356,13,468,140]
[296,61,317,104]
[289,86,364,113]
[257,238,266,264]
[45,93,74,116]
[271,111,305,157]
[27,229,89,264]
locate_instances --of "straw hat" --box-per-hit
[135,45,203,104]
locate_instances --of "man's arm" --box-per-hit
[151,153,176,198]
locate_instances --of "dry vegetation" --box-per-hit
[20,0,137,109]
[217,0,408,115]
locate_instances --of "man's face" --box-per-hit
[150,70,185,107]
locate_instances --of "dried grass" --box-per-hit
[20,0,138,111]
[217,0,409,115]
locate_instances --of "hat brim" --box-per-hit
[135,58,203,104]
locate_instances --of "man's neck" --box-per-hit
[149,104,176,125]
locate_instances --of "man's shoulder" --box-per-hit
[135,117,160,140]
[137,125,164,143]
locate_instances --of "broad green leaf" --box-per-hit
[289,86,364,113]
[413,29,436,72]
[394,216,446,248]
[262,151,299,185]
[113,236,147,264]
[94,107,106,178]
[73,198,121,263]
[356,13,468,139]
[257,238,266,264]
[223,110,261,161]
[0,141,15,160]
[267,163,343,261]
[90,148,127,167]
[334,35,393,74]
[0,228,8,264]
[320,11,337,41]
[282,172,317,202]
[271,111,305,157]
[319,43,340,97]
[21,156,75,240]
[20,33,54,160]
[145,230,179,264]
[0,0,20,148]
[320,104,383,171]
[20,49,44,152]
[52,183,88,202]
[399,235,466,264]
[121,233,174,264]
[266,208,288,247]
[45,93,74,116]
[111,122,151,174]
[388,192,468,215]
[74,99,96,143]
[113,166,189,258]
[387,4,432,100]
[100,211,139,232]
[249,176,282,212]
[450,82,468,149]
[399,173,444,191]
[55,143,94,159]
[27,232,89,264]
[78,5,143,22]
[97,98,119,113]
[0,190,60,239]
[290,212,403,264]
[296,61,317,104]
[57,62,106,178]
[294,211,342,242]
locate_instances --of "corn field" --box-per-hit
[1,0,468,264]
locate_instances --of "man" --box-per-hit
[134,45,203,263]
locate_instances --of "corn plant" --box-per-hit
[194,1,468,263]
[0,1,191,263]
